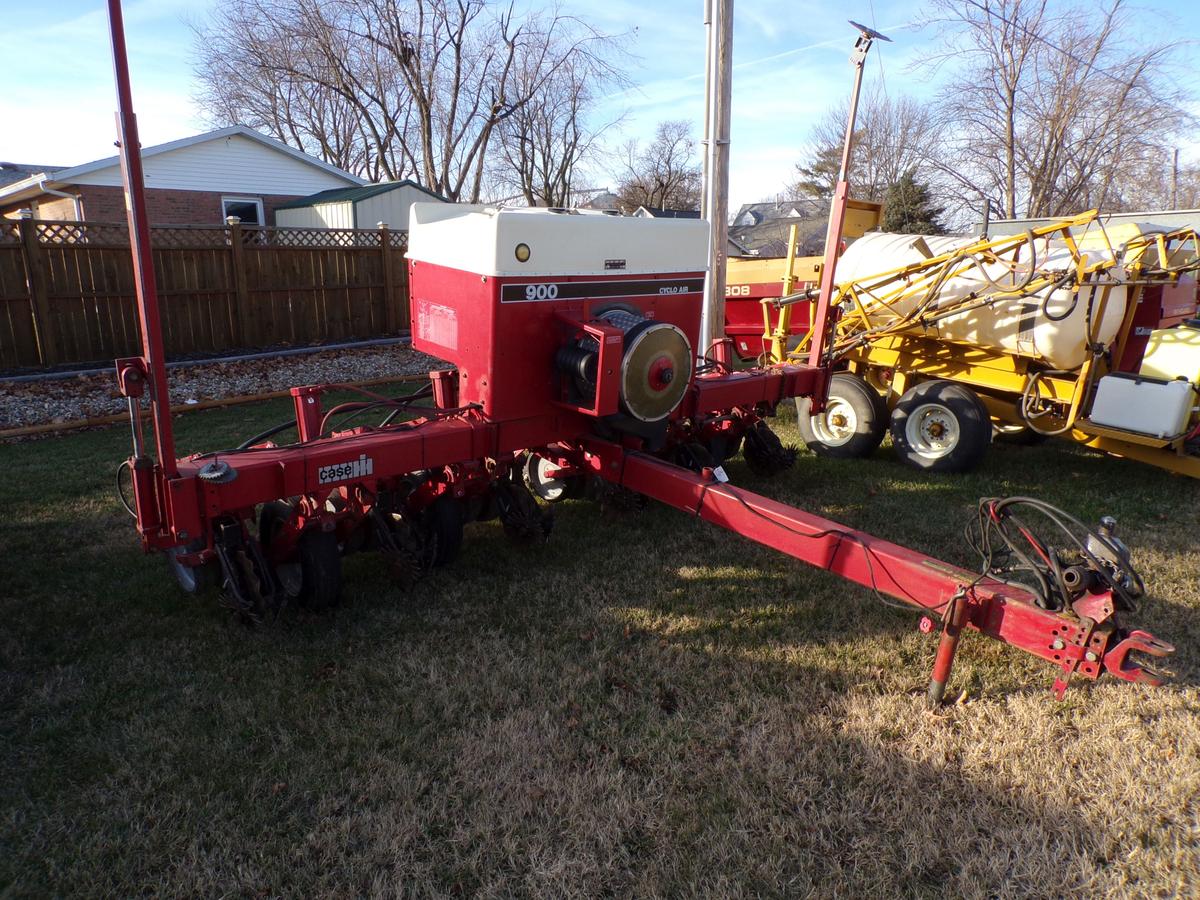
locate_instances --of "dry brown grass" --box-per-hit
[1,397,1198,897]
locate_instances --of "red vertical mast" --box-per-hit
[107,0,177,477]
[806,22,891,373]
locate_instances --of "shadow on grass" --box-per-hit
[2,497,1180,895]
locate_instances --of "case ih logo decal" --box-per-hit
[318,454,374,485]
[500,278,705,303]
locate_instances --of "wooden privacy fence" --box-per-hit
[0,216,410,369]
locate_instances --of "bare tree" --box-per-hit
[923,0,1193,219]
[1104,150,1200,212]
[613,120,702,212]
[196,2,396,179]
[788,90,940,204]
[194,0,621,202]
[493,29,627,206]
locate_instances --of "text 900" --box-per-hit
[524,283,559,301]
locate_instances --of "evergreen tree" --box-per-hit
[879,169,946,234]
[789,144,842,201]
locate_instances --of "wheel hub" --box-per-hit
[906,402,961,459]
[811,397,858,446]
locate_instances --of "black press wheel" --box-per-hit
[890,380,991,473]
[796,372,888,459]
[295,529,342,610]
[423,495,465,567]
[260,500,342,610]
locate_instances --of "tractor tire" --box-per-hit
[796,372,888,459]
[890,380,991,473]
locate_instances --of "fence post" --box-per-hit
[17,210,59,366]
[378,221,398,334]
[226,216,253,347]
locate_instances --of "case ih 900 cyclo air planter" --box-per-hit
[107,3,1171,706]
[116,200,1174,704]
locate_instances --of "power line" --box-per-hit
[869,0,890,98]
[959,0,1149,88]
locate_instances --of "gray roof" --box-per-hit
[276,179,447,210]
[636,206,701,219]
[733,199,824,226]
[0,162,64,188]
[580,190,621,210]
[730,214,827,257]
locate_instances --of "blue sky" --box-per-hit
[2,1,1198,209]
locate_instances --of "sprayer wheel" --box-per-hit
[890,381,991,473]
[796,372,888,459]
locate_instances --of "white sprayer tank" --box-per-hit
[832,232,1129,371]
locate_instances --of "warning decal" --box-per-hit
[416,299,458,351]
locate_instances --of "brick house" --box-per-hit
[0,126,364,225]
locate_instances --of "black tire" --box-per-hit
[890,381,991,473]
[796,372,888,459]
[706,431,743,465]
[260,500,342,609]
[296,529,342,610]
[423,495,465,567]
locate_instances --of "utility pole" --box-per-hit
[699,0,733,356]
[700,0,712,220]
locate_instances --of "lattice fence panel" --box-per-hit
[0,221,19,245]
[150,226,232,249]
[36,220,130,247]
[263,227,385,248]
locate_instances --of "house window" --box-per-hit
[221,196,264,225]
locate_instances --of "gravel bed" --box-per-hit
[0,345,444,430]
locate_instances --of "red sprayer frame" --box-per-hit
[107,0,1172,704]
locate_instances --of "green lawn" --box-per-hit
[2,398,1198,897]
